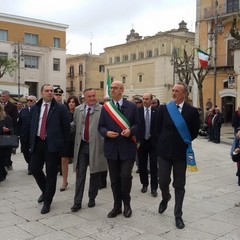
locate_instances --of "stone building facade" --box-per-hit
[0,12,68,100]
[66,54,105,101]
[195,0,240,122]
[103,21,195,104]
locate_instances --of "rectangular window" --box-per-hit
[0,52,8,60]
[0,30,8,41]
[54,37,60,48]
[53,58,60,71]
[123,55,128,62]
[79,80,82,91]
[139,52,144,59]
[69,66,74,77]
[114,56,120,63]
[227,0,239,13]
[100,81,104,89]
[79,64,83,75]
[147,50,152,58]
[24,33,38,45]
[24,56,39,69]
[131,53,136,60]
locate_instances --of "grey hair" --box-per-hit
[175,81,188,93]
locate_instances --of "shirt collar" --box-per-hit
[144,106,151,111]
[114,98,123,106]
[176,101,184,109]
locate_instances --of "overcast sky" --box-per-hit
[1,0,196,55]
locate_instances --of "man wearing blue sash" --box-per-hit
[156,81,199,229]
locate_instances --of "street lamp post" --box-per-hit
[207,0,224,107]
[13,42,24,100]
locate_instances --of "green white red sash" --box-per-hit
[103,101,136,143]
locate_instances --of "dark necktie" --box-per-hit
[84,107,91,142]
[145,108,150,139]
[116,102,121,111]
[40,103,48,140]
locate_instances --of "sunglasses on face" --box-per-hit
[27,99,33,102]
[54,94,62,96]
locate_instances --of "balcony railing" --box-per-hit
[204,2,240,19]
[66,87,75,93]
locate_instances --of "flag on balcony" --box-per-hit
[197,49,210,68]
[105,69,111,100]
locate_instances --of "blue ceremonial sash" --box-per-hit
[166,101,198,172]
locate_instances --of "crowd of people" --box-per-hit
[1,81,220,230]
[204,106,224,143]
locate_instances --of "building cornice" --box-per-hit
[0,12,69,31]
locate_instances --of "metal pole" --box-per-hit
[17,42,20,100]
[213,33,217,107]
[213,0,218,107]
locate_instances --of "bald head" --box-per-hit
[110,81,124,101]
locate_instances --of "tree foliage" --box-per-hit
[0,57,18,79]
[174,47,211,122]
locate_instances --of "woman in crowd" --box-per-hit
[60,96,80,191]
[0,104,14,182]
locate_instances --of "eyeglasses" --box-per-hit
[110,87,120,90]
[54,94,62,96]
[27,99,33,102]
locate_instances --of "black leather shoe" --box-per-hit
[141,186,148,193]
[151,189,158,197]
[38,194,44,203]
[107,208,122,218]
[88,199,95,208]
[175,217,185,229]
[158,194,171,214]
[41,204,50,214]
[71,203,81,212]
[123,205,132,218]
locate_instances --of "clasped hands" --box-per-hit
[107,128,130,138]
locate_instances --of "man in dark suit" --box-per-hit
[137,93,159,197]
[29,84,70,214]
[212,107,223,143]
[17,95,37,175]
[98,81,139,218]
[0,90,18,170]
[156,81,199,229]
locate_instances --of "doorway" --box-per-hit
[222,96,235,123]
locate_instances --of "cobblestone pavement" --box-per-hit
[0,124,240,240]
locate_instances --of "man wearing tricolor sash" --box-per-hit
[98,81,139,218]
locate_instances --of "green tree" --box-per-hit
[174,47,210,122]
[0,57,18,78]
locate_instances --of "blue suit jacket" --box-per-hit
[98,99,139,160]
[156,102,200,160]
[29,98,70,153]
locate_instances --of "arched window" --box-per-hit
[122,76,126,84]
[138,74,143,83]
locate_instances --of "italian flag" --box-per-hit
[197,49,209,68]
[105,69,111,99]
